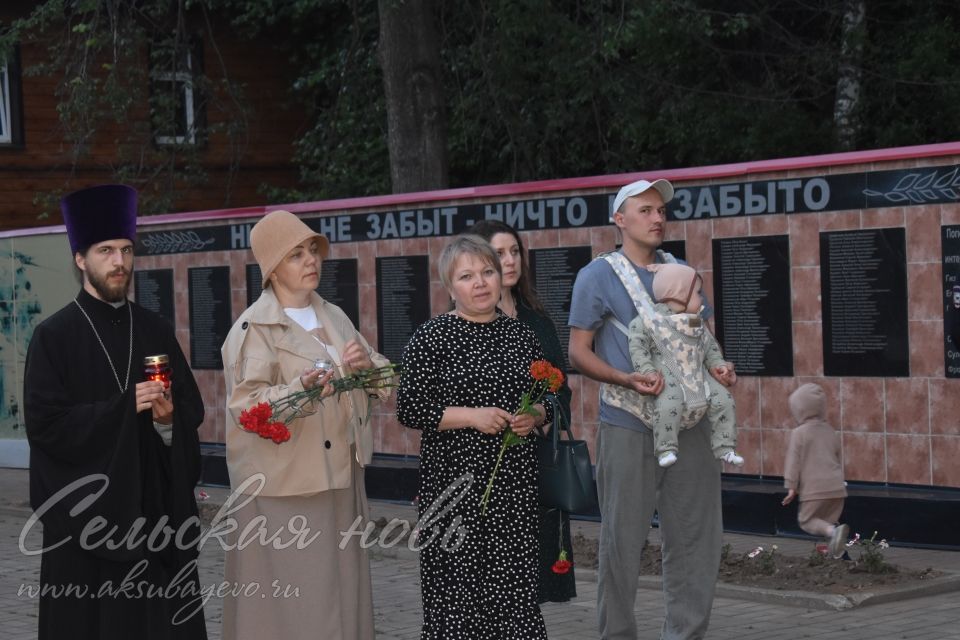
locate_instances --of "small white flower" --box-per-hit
[748,546,764,558]
[846,532,861,547]
[879,540,889,549]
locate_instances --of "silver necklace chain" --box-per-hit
[74,297,133,393]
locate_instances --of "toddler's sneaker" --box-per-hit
[829,524,849,559]
[658,451,678,467]
[721,451,744,466]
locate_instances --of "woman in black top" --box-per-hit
[470,219,577,604]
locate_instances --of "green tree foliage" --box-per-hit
[258,0,960,193]
[857,3,960,148]
[212,0,390,201]
[441,0,840,185]
[6,0,960,209]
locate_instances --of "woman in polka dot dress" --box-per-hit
[469,219,577,604]
[397,235,550,639]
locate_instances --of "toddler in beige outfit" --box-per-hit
[781,383,849,557]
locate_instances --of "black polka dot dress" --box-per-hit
[397,312,549,640]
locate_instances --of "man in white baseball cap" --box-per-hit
[610,178,674,221]
[569,175,732,639]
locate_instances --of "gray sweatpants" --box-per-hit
[596,419,723,640]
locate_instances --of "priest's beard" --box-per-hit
[86,267,132,303]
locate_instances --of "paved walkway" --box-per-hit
[1,468,958,639]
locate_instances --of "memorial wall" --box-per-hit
[1,144,958,490]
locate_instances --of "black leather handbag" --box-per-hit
[535,396,596,513]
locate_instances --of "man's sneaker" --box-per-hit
[658,451,678,467]
[829,524,850,558]
[721,451,744,466]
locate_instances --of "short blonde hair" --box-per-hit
[438,234,501,290]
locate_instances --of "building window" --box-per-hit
[151,41,204,146]
[0,63,11,144]
[1,47,24,146]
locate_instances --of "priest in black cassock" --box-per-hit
[24,184,208,639]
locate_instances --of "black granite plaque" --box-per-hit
[712,236,793,376]
[246,264,263,307]
[376,256,431,365]
[188,266,232,370]
[821,228,908,377]
[943,225,960,378]
[316,258,360,329]
[134,268,175,326]
[660,240,687,262]
[528,246,593,371]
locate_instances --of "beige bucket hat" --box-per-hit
[250,210,330,288]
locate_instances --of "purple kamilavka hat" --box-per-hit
[60,184,138,254]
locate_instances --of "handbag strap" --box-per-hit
[536,393,573,451]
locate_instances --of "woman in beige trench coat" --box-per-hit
[220,210,393,640]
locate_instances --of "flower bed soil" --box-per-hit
[570,533,942,595]
[196,507,944,597]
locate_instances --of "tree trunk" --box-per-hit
[833,0,865,151]
[377,0,448,193]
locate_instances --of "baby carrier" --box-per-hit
[600,251,712,429]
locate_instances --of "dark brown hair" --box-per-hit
[467,219,545,314]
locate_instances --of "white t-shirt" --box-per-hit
[283,305,340,362]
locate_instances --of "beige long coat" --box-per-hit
[221,286,391,495]
[219,287,391,640]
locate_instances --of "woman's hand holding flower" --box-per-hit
[300,367,336,398]
[472,406,515,435]
[341,339,374,372]
[509,404,543,437]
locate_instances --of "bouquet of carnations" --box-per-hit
[480,360,564,515]
[238,364,398,444]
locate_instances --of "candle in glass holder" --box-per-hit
[144,354,172,389]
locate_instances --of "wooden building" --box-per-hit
[0,1,305,231]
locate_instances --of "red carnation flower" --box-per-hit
[551,549,572,575]
[481,359,567,515]
[237,365,399,445]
